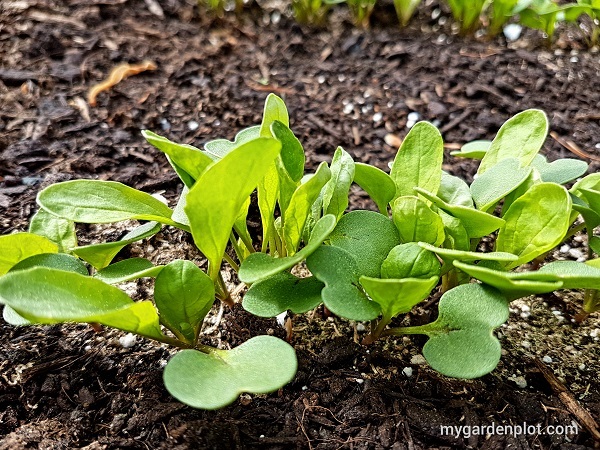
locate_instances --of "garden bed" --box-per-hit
[1,1,600,448]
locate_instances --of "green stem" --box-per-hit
[151,333,194,349]
[223,252,240,273]
[562,222,587,243]
[382,324,434,337]
[234,225,256,255]
[583,289,600,314]
[229,232,244,263]
[363,317,391,344]
[217,272,233,307]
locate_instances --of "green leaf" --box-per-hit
[239,215,336,284]
[579,188,600,213]
[0,233,58,276]
[260,94,289,137]
[37,180,175,225]
[29,208,77,253]
[419,242,518,264]
[453,261,563,299]
[537,260,600,290]
[329,210,401,278]
[73,221,161,269]
[243,273,324,317]
[439,211,470,251]
[283,162,331,255]
[478,109,548,174]
[3,305,31,326]
[390,121,444,201]
[94,258,164,284]
[163,335,297,410]
[154,260,215,344]
[381,243,441,279]
[172,186,190,226]
[419,283,509,379]
[571,173,600,196]
[0,267,164,340]
[353,163,395,213]
[470,158,532,212]
[257,163,280,253]
[415,188,505,238]
[271,121,304,182]
[531,154,588,185]
[392,196,445,246]
[306,245,381,321]
[450,140,491,159]
[185,137,281,277]
[496,183,572,268]
[322,147,355,220]
[142,130,214,186]
[10,253,88,275]
[203,126,261,160]
[590,237,600,256]
[438,172,473,208]
[360,276,438,320]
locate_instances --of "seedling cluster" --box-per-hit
[1,95,598,409]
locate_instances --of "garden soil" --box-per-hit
[1,1,600,448]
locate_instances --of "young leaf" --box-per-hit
[360,276,438,320]
[203,126,261,160]
[260,94,289,137]
[238,215,336,284]
[353,162,395,213]
[470,158,532,212]
[10,253,88,276]
[73,221,161,269]
[478,109,548,174]
[536,260,600,290]
[381,243,441,279]
[438,172,473,208]
[94,258,164,284]
[392,196,445,246]
[271,121,304,183]
[329,210,401,278]
[415,188,505,238]
[531,154,588,185]
[439,211,470,251]
[185,137,281,277]
[306,245,381,321]
[0,233,58,276]
[29,208,77,253]
[450,140,491,159]
[453,260,563,299]
[418,242,518,265]
[390,121,444,200]
[579,188,600,213]
[163,335,297,410]
[496,183,572,268]
[282,162,331,255]
[172,186,190,226]
[142,130,214,186]
[257,164,280,253]
[0,267,164,340]
[37,180,175,225]
[154,260,215,344]
[243,273,324,317]
[321,147,355,220]
[419,283,509,379]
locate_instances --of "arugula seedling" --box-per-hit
[447,0,487,34]
[394,0,422,26]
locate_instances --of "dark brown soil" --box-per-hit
[1,1,599,449]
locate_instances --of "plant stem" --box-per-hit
[382,324,433,337]
[234,225,256,255]
[223,252,240,273]
[217,271,234,307]
[362,317,391,345]
[229,231,245,263]
[562,222,587,243]
[583,289,599,314]
[151,334,194,349]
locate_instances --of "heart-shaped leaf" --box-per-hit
[453,260,563,299]
[37,180,176,225]
[353,162,395,213]
[360,276,439,321]
[185,137,281,278]
[155,260,215,344]
[95,258,164,284]
[470,158,532,212]
[381,243,441,279]
[415,188,505,238]
[438,172,473,208]
[73,221,161,269]
[477,109,548,174]
[497,183,572,269]
[329,210,401,278]
[450,140,491,159]
[306,245,381,321]
[531,154,588,185]
[163,335,297,410]
[0,267,164,340]
[282,162,331,255]
[322,147,355,220]
[390,121,444,201]
[203,126,261,160]
[142,130,213,187]
[239,215,336,284]
[0,233,58,276]
[419,283,509,379]
[29,208,77,253]
[392,196,445,246]
[243,273,324,317]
